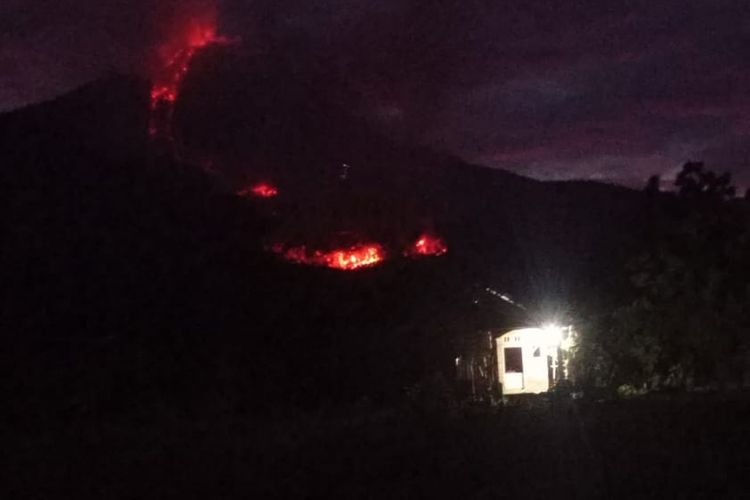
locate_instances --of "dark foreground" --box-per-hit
[6,392,750,499]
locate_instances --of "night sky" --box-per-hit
[3,0,749,187]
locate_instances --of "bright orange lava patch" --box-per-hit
[148,19,234,140]
[405,234,448,257]
[271,243,385,270]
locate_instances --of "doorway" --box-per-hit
[504,347,524,390]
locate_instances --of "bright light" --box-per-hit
[541,323,575,352]
[541,323,564,346]
[542,323,562,335]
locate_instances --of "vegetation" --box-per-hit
[5,390,749,498]
[575,163,750,391]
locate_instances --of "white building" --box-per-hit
[496,325,572,395]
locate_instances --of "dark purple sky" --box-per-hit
[3,0,749,187]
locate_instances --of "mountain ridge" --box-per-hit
[0,65,647,405]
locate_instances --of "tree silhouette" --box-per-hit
[644,174,661,195]
[675,161,736,201]
[578,162,750,390]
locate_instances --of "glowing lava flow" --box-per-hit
[237,182,279,198]
[405,234,448,257]
[272,243,385,270]
[149,20,233,141]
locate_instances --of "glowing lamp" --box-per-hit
[541,323,564,345]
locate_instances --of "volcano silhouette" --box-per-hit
[0,41,646,405]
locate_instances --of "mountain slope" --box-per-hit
[0,65,647,408]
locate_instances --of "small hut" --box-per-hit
[457,324,574,398]
[496,325,572,395]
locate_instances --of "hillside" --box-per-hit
[0,55,647,409]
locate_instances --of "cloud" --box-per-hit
[359,0,750,187]
[2,0,749,188]
[225,0,749,187]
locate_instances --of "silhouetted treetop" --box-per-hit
[675,162,736,201]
